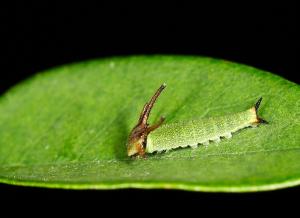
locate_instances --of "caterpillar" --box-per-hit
[127,84,268,157]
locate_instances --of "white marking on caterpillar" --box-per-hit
[224,133,232,139]
[203,141,209,146]
[127,84,268,157]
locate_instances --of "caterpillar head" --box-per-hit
[127,124,148,157]
[127,84,166,157]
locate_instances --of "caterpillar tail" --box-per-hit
[253,97,269,124]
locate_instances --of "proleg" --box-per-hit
[127,84,268,157]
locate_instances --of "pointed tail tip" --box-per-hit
[255,97,263,111]
[254,97,269,124]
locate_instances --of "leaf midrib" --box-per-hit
[1,146,299,170]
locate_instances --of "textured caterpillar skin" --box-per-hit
[146,107,258,153]
[126,84,267,157]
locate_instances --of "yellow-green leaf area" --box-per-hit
[0,56,299,192]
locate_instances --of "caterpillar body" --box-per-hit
[127,84,268,157]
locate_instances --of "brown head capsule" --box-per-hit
[127,83,166,157]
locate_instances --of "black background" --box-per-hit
[1,2,299,207]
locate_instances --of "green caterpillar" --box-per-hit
[127,84,268,157]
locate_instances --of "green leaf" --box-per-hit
[0,56,299,192]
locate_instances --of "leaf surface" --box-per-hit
[0,56,299,192]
